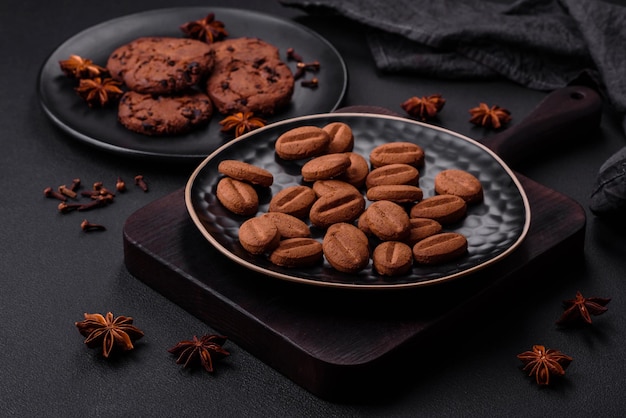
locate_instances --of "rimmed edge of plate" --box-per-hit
[36,7,349,161]
[184,112,531,290]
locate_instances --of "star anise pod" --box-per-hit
[168,334,230,372]
[469,103,512,129]
[401,94,446,121]
[180,12,228,44]
[75,77,123,107]
[59,54,108,79]
[556,290,611,325]
[75,312,144,358]
[219,111,267,138]
[517,344,573,386]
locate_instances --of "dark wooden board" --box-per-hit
[123,175,585,400]
[123,87,601,400]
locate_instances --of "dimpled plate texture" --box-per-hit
[186,113,530,289]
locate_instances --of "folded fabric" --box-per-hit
[280,0,626,216]
[590,146,626,216]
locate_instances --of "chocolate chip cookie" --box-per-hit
[206,37,294,115]
[118,90,213,136]
[107,37,215,94]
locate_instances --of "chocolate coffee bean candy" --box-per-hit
[366,184,423,204]
[410,194,467,224]
[274,126,330,160]
[260,212,311,238]
[269,237,323,268]
[357,208,372,236]
[268,185,317,219]
[338,152,369,188]
[322,223,370,273]
[309,189,366,228]
[366,200,411,241]
[216,177,259,216]
[365,163,420,189]
[238,216,281,255]
[312,180,360,198]
[218,160,274,187]
[369,142,425,168]
[301,153,351,182]
[434,169,483,204]
[373,241,413,276]
[404,217,443,246]
[323,122,354,153]
[412,232,468,265]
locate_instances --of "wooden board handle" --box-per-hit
[482,86,603,166]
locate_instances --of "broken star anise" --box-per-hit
[75,312,144,358]
[401,94,446,121]
[517,344,573,386]
[219,111,267,138]
[556,290,611,325]
[75,77,123,107]
[168,334,230,372]
[59,54,108,79]
[180,12,228,44]
[469,103,512,129]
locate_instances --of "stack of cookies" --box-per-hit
[104,18,294,136]
[108,37,217,136]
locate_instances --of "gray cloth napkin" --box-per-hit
[280,0,626,216]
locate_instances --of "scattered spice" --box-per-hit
[81,219,106,232]
[517,344,572,386]
[469,103,512,129]
[401,94,446,121]
[58,184,77,199]
[219,111,267,138]
[286,47,320,86]
[69,178,81,192]
[134,175,149,192]
[297,61,320,72]
[180,12,228,44]
[75,312,144,358]
[59,54,108,79]
[556,290,611,325]
[116,177,126,192]
[75,77,124,108]
[301,77,319,89]
[44,186,67,202]
[58,202,81,213]
[76,198,109,211]
[294,61,321,80]
[286,47,303,62]
[168,335,230,372]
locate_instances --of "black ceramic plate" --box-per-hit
[37,7,347,161]
[185,113,531,290]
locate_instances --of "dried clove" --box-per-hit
[116,177,126,192]
[301,77,319,88]
[134,175,148,192]
[44,187,67,202]
[286,47,303,62]
[81,219,106,232]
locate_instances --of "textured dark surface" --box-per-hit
[3,0,626,416]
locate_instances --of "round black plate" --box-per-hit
[185,113,531,290]
[37,7,347,161]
